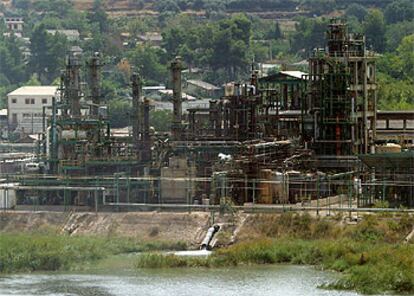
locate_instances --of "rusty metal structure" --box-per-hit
[303,20,377,169]
[3,19,413,211]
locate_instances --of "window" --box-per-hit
[31,98,35,104]
[25,98,30,104]
[42,98,47,104]
[11,98,17,104]
[12,114,17,124]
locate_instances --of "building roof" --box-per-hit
[280,71,308,79]
[291,59,308,66]
[143,85,166,91]
[46,29,80,39]
[4,17,24,23]
[158,89,197,101]
[259,71,308,83]
[138,32,163,42]
[187,80,220,91]
[7,86,58,97]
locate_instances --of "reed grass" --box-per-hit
[0,233,186,273]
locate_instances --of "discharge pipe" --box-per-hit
[200,225,220,250]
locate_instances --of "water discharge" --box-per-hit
[0,265,367,296]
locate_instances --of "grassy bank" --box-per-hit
[0,233,186,273]
[136,213,414,295]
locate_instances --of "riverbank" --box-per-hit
[136,213,414,295]
[0,233,186,273]
[1,211,413,294]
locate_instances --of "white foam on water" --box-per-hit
[171,250,212,256]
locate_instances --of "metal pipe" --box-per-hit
[101,202,414,213]
[200,225,220,250]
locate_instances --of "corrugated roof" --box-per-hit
[7,86,58,97]
[280,71,308,79]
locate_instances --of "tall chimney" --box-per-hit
[89,52,101,116]
[170,56,183,140]
[66,51,81,116]
[131,73,142,158]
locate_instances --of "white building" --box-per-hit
[4,17,24,32]
[7,86,58,134]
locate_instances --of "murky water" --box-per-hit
[0,264,364,296]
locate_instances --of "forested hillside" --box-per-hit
[0,0,413,125]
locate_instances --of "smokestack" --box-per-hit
[66,50,81,116]
[170,56,183,140]
[131,72,142,158]
[89,52,101,116]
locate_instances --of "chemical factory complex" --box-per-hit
[1,20,413,212]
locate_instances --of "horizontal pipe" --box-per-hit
[102,202,414,213]
[0,186,105,191]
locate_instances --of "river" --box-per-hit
[0,262,365,296]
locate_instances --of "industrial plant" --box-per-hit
[1,19,413,211]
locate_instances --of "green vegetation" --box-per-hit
[0,233,186,273]
[1,0,413,121]
[136,213,414,295]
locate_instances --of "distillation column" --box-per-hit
[131,73,151,163]
[65,51,82,116]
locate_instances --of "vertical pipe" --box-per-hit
[50,97,58,174]
[170,56,183,140]
[89,52,101,116]
[131,73,142,160]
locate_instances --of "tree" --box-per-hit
[385,21,414,51]
[25,74,41,86]
[29,24,68,83]
[0,36,26,84]
[266,22,283,39]
[155,0,180,14]
[161,27,187,59]
[208,14,252,77]
[88,0,109,33]
[363,10,386,52]
[346,4,368,21]
[150,110,172,132]
[108,99,131,128]
[384,0,414,24]
[127,45,167,84]
[377,35,414,110]
[291,17,329,56]
[397,34,414,79]
[12,0,30,10]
